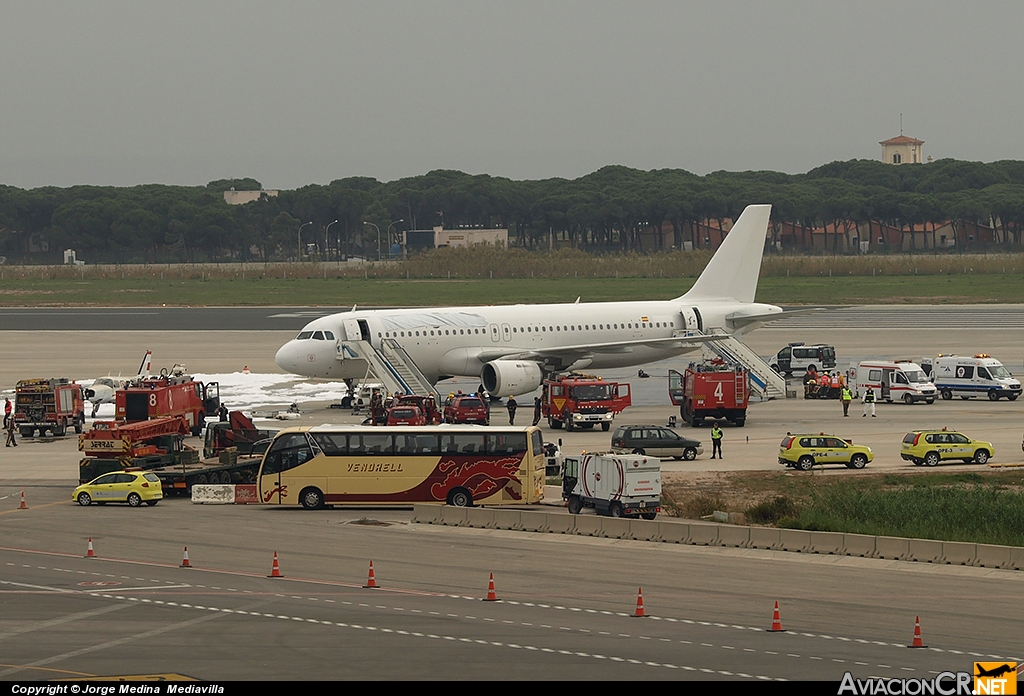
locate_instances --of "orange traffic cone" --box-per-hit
[180,547,192,568]
[483,572,498,601]
[632,587,646,617]
[268,551,282,578]
[85,538,95,558]
[19,488,27,510]
[768,600,785,632]
[909,616,926,648]
[363,561,378,588]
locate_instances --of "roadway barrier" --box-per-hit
[749,527,783,550]
[411,507,1022,570]
[489,508,522,530]
[573,515,604,537]
[601,518,631,539]
[842,533,877,558]
[940,541,977,566]
[875,536,911,560]
[658,520,689,544]
[190,484,250,504]
[411,503,443,524]
[779,529,811,553]
[687,522,720,546]
[907,538,944,563]
[975,543,1014,569]
[718,525,750,548]
[546,513,576,535]
[465,507,494,529]
[518,510,550,533]
[808,532,844,554]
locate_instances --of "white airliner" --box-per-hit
[275,204,790,396]
[84,350,152,417]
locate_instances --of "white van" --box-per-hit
[853,361,937,405]
[769,343,836,375]
[926,354,1021,401]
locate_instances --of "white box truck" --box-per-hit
[925,354,1021,401]
[852,360,936,404]
[561,452,660,519]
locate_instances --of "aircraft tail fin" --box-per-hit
[677,204,771,303]
[136,350,153,378]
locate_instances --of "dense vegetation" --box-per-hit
[4,159,1024,264]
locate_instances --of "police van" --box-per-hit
[769,343,836,376]
[924,354,1021,401]
[852,360,936,405]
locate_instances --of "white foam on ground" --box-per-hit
[2,373,353,421]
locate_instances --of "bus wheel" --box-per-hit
[448,488,472,507]
[300,487,324,510]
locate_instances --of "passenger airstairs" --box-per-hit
[336,338,437,401]
[696,331,787,400]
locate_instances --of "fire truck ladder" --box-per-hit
[698,331,786,400]
[336,339,437,400]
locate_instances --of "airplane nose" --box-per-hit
[275,341,299,373]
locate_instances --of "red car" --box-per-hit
[443,395,489,425]
[386,405,427,426]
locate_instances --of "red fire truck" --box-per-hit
[542,373,631,432]
[115,374,219,436]
[14,378,87,437]
[669,360,749,427]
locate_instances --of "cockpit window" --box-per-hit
[312,331,324,340]
[296,331,313,340]
[324,331,335,340]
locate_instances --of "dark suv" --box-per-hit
[611,425,703,460]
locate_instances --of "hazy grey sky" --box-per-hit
[2,1,1022,189]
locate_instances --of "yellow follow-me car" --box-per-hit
[73,470,164,507]
[779,433,873,471]
[901,430,994,466]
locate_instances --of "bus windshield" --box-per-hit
[259,426,545,509]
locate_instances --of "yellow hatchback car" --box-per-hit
[901,430,994,467]
[779,434,873,471]
[74,470,164,507]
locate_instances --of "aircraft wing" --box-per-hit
[473,333,727,365]
[725,307,829,329]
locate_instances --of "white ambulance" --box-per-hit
[926,354,1021,401]
[853,360,937,405]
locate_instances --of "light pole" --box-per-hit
[297,221,312,262]
[362,222,381,261]
[386,219,405,259]
[325,219,338,261]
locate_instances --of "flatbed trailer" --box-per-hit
[148,453,265,495]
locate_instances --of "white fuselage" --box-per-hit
[274,298,781,382]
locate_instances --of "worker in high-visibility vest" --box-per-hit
[841,386,853,417]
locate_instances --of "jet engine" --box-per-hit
[481,360,543,397]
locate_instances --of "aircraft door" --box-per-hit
[501,324,511,342]
[489,323,500,343]
[680,307,703,332]
[342,318,362,341]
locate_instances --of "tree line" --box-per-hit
[2,158,1024,264]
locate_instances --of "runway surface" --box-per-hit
[1,490,1020,681]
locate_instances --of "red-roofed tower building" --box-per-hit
[880,134,924,165]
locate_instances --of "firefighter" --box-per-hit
[532,396,542,426]
[710,423,723,459]
[506,395,518,425]
[218,403,229,422]
[3,397,11,429]
[840,384,853,417]
[5,414,16,448]
[863,388,876,417]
